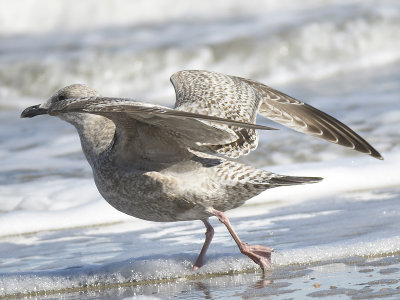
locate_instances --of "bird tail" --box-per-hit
[269,174,323,186]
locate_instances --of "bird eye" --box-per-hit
[57,95,68,101]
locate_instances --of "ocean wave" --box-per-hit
[0,1,399,102]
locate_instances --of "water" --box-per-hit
[1,0,400,298]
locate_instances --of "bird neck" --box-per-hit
[59,112,116,165]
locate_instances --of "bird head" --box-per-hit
[21,84,99,118]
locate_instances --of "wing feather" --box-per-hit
[237,77,383,160]
[49,97,275,149]
[50,70,383,160]
[171,70,382,159]
[171,70,263,157]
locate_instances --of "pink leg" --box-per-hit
[212,209,273,272]
[193,218,214,270]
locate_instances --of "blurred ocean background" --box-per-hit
[0,0,400,298]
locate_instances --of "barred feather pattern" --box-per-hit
[208,159,321,211]
[171,70,261,158]
[209,128,258,157]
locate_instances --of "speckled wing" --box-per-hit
[236,77,383,159]
[171,70,382,159]
[171,70,263,158]
[49,97,275,149]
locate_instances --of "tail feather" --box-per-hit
[269,175,323,186]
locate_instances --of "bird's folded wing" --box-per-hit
[237,77,383,160]
[49,97,276,147]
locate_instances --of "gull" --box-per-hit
[21,70,383,272]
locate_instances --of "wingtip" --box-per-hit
[256,124,279,131]
[368,148,384,160]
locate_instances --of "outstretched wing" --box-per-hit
[49,97,276,149]
[171,70,382,160]
[237,77,383,160]
[171,70,262,157]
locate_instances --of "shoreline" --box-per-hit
[2,254,400,299]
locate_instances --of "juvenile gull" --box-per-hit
[21,70,383,272]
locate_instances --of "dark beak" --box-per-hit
[20,104,48,118]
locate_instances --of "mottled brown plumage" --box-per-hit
[20,70,382,272]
